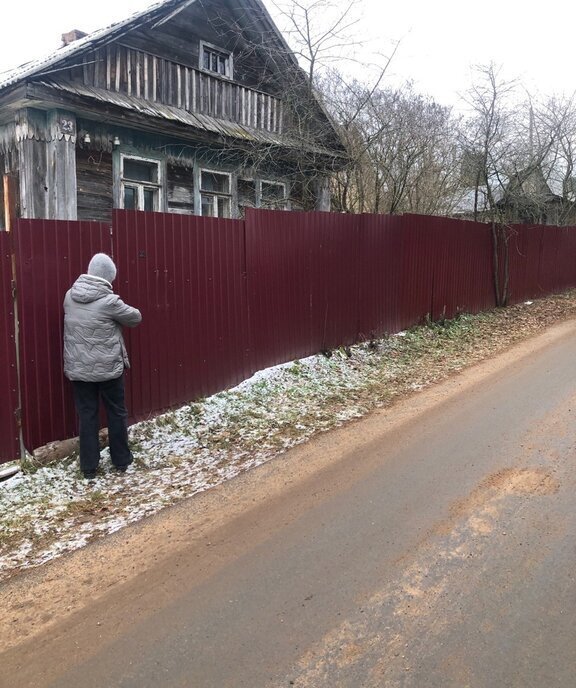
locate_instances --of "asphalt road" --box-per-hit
[3,324,576,687]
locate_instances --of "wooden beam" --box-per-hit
[3,174,18,230]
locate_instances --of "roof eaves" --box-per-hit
[35,79,344,158]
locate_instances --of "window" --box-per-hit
[200,169,231,217]
[120,156,162,212]
[200,41,232,78]
[261,181,287,210]
[237,178,288,216]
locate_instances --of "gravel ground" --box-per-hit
[2,291,576,581]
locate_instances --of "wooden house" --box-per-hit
[0,0,347,228]
[495,166,574,226]
[454,166,576,226]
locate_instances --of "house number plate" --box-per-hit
[59,118,75,135]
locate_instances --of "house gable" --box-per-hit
[0,0,345,226]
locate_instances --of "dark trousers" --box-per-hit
[72,375,133,474]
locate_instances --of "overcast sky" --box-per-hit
[1,0,574,107]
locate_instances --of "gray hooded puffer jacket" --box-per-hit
[63,274,142,382]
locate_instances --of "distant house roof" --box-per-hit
[452,183,505,215]
[0,0,297,93]
[503,165,562,202]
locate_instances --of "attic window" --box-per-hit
[200,41,232,78]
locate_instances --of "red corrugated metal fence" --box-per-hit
[14,219,112,454]
[113,210,253,423]
[0,231,19,462]
[2,210,576,463]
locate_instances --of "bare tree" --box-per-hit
[317,74,462,215]
[268,0,362,86]
[458,63,521,223]
[533,93,576,224]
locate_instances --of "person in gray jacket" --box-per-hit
[63,253,142,479]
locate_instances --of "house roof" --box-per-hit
[504,165,563,201]
[0,0,297,93]
[0,0,346,162]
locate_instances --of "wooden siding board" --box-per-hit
[115,46,121,92]
[106,46,112,90]
[192,68,197,111]
[167,163,195,214]
[184,67,190,111]
[76,149,114,223]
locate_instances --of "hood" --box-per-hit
[88,253,117,283]
[70,274,113,303]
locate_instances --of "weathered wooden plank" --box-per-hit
[126,49,132,96]
[163,60,169,104]
[184,67,190,111]
[192,69,197,111]
[199,74,205,113]
[177,64,183,109]
[167,163,194,214]
[92,50,100,88]
[76,149,113,222]
[234,87,240,123]
[115,46,121,92]
[17,138,47,219]
[136,51,141,98]
[143,53,149,100]
[106,46,112,90]
[94,48,106,88]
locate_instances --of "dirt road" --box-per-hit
[2,320,576,687]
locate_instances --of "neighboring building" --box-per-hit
[0,0,346,228]
[453,167,576,226]
[451,186,493,222]
[496,166,570,226]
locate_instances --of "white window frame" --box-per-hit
[237,178,288,216]
[260,179,288,210]
[119,154,164,212]
[200,168,232,218]
[199,40,233,79]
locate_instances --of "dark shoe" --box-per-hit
[83,471,97,480]
[113,455,133,473]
